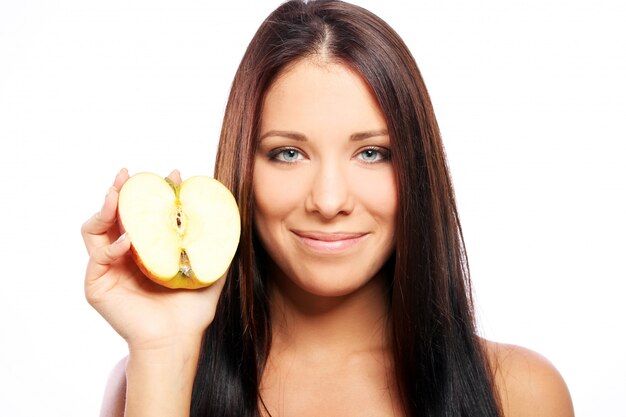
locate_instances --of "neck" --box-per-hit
[267,265,392,361]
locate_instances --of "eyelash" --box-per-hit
[358,146,391,163]
[267,147,304,164]
[267,146,391,164]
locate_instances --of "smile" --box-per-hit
[292,231,368,254]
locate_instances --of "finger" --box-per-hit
[81,186,120,252]
[82,169,130,252]
[81,168,127,240]
[112,167,130,190]
[167,169,182,185]
[85,233,132,284]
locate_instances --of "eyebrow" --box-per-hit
[258,129,389,142]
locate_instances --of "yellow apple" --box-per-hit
[117,172,240,289]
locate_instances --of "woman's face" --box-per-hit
[253,59,397,297]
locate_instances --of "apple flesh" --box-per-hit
[117,172,240,289]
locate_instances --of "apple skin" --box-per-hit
[117,173,240,290]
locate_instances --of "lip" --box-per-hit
[292,230,368,254]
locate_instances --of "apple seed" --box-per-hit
[173,207,187,237]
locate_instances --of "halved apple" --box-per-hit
[117,172,240,289]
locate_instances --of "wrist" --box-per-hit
[124,335,203,417]
[127,333,203,379]
[127,332,203,360]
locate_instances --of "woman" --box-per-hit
[82,1,574,416]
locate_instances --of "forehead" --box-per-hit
[260,59,387,136]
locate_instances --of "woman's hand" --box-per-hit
[81,168,226,353]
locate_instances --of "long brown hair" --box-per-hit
[192,1,502,416]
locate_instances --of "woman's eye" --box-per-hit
[269,148,303,163]
[357,147,390,163]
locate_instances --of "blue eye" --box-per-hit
[269,148,303,163]
[358,147,389,163]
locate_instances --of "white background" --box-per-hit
[1,0,624,416]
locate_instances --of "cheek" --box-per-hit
[352,167,398,225]
[252,159,306,228]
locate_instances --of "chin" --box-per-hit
[298,279,365,298]
[273,259,391,299]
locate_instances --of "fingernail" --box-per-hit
[115,233,127,244]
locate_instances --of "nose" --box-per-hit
[305,160,354,219]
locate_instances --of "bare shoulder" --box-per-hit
[99,356,127,417]
[481,339,575,417]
